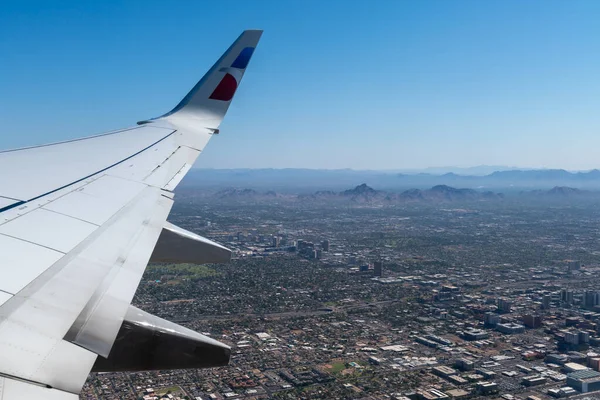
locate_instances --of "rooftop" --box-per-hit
[567,370,600,380]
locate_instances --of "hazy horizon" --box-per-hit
[191,165,600,174]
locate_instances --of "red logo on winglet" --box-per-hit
[209,73,238,101]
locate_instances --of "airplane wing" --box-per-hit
[0,30,262,398]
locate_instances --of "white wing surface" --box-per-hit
[0,30,262,398]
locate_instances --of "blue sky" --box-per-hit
[1,1,600,170]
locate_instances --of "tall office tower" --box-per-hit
[497,298,512,313]
[585,291,600,308]
[373,261,383,277]
[542,294,552,309]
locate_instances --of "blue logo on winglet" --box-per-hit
[231,47,255,69]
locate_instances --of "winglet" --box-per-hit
[141,30,262,129]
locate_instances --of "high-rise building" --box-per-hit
[562,289,575,305]
[497,298,512,314]
[484,312,500,327]
[565,331,580,345]
[585,291,600,309]
[321,240,330,252]
[373,261,383,277]
[542,294,552,310]
[297,240,314,252]
[589,357,600,371]
[272,236,280,247]
[523,314,543,329]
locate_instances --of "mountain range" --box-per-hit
[183,168,600,191]
[208,184,594,205]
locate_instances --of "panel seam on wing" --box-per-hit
[103,173,153,188]
[0,125,172,155]
[0,177,101,227]
[41,208,102,227]
[0,130,176,216]
[142,146,182,181]
[0,233,66,255]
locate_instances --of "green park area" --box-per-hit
[145,263,220,281]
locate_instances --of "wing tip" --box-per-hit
[151,30,262,127]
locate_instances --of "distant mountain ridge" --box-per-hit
[486,169,600,180]
[522,186,590,198]
[183,168,600,191]
[215,188,289,199]
[212,184,505,204]
[204,184,596,205]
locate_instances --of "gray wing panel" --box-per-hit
[0,186,172,393]
[0,124,212,395]
[64,191,173,357]
[0,126,175,202]
[0,376,78,399]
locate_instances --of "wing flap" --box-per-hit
[64,190,173,357]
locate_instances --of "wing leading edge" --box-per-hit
[0,30,262,398]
